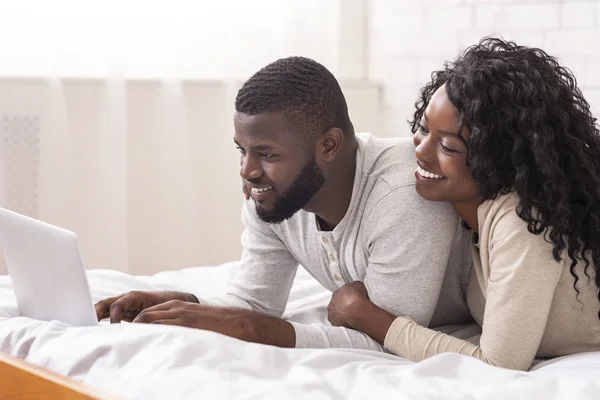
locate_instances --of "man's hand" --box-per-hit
[133,301,242,332]
[132,300,296,347]
[95,291,198,323]
[327,281,370,328]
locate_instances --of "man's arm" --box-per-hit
[362,186,461,325]
[98,188,462,351]
[192,200,300,316]
[97,200,301,347]
[122,195,395,351]
[132,300,297,347]
[190,200,384,349]
[291,186,465,350]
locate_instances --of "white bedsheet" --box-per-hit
[1,262,599,399]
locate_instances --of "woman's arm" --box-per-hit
[328,204,563,371]
[328,282,483,359]
[327,281,396,345]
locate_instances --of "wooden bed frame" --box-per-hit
[0,351,118,399]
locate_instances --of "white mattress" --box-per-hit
[1,262,599,399]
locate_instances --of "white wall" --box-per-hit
[0,0,361,81]
[369,0,600,137]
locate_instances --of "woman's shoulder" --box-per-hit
[478,191,521,229]
[477,192,554,254]
[478,192,566,264]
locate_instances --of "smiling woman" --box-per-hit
[412,84,480,214]
[327,36,600,371]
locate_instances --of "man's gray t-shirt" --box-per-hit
[199,134,473,351]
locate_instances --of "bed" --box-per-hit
[0,351,115,399]
[1,261,600,399]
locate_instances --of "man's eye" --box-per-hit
[260,153,274,159]
[236,146,246,155]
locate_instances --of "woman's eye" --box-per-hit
[440,143,458,153]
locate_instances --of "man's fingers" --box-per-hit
[140,299,184,313]
[132,300,188,323]
[150,319,183,326]
[95,303,107,321]
[133,310,179,324]
[110,304,125,324]
[95,295,121,321]
[109,294,145,324]
[120,311,138,323]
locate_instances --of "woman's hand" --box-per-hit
[327,281,398,345]
[327,281,370,328]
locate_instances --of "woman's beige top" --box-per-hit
[384,192,600,370]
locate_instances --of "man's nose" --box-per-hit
[240,153,262,181]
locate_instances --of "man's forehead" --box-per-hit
[234,110,297,146]
[234,110,286,132]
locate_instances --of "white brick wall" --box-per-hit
[368,0,600,137]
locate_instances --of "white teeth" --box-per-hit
[416,166,444,180]
[252,187,273,193]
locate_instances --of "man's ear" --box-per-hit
[318,128,344,163]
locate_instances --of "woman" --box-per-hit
[327,37,600,371]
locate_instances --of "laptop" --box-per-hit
[0,207,99,326]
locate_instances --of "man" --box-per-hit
[95,56,472,351]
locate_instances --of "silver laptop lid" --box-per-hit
[0,207,97,326]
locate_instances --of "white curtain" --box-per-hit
[0,0,379,275]
[0,78,242,275]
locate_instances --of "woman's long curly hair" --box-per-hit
[410,37,600,317]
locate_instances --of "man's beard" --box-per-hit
[255,157,325,224]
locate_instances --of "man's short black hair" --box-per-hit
[235,56,354,137]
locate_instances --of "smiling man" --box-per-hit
[95,56,473,351]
